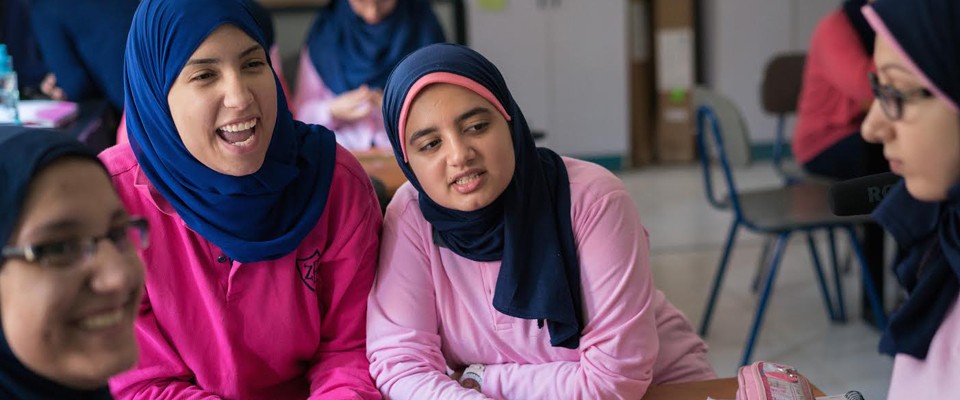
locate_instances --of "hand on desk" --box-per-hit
[40,73,67,101]
[330,85,383,123]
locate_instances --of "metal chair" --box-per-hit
[760,53,808,184]
[693,87,887,366]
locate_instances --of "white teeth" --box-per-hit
[79,309,124,330]
[220,119,257,132]
[228,133,256,147]
[455,174,480,185]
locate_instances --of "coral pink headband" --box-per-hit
[397,72,512,162]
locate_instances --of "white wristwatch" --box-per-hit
[459,364,485,387]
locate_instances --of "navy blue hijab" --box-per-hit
[867,0,960,359]
[124,0,337,262]
[382,44,583,349]
[0,127,111,399]
[307,0,445,95]
[842,0,875,54]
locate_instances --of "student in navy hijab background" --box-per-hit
[99,0,382,397]
[0,127,146,400]
[30,0,139,112]
[861,0,960,397]
[1,0,48,97]
[292,0,445,151]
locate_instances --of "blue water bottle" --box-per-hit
[0,44,22,125]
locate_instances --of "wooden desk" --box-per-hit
[353,149,407,198]
[641,378,825,400]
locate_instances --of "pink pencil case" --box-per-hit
[736,361,816,400]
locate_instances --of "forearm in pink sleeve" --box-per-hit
[293,50,340,129]
[307,201,382,399]
[482,190,659,400]
[367,207,492,400]
[109,293,222,400]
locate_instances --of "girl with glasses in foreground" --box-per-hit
[861,0,960,398]
[0,127,146,399]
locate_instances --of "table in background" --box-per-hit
[641,378,825,400]
[353,149,406,198]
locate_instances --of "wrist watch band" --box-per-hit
[459,364,485,387]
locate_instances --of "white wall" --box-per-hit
[702,0,836,143]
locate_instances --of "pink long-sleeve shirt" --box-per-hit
[293,50,390,151]
[367,158,715,400]
[792,9,875,165]
[99,143,383,400]
[887,296,960,399]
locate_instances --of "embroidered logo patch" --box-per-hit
[296,250,321,292]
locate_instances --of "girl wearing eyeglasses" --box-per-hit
[860,0,960,398]
[0,127,147,399]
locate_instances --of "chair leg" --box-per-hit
[700,221,741,337]
[828,228,847,322]
[751,236,774,293]
[741,232,791,366]
[844,226,888,329]
[806,231,836,321]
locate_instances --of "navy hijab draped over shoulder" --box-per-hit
[307,0,445,95]
[866,0,960,359]
[124,0,337,262]
[382,44,584,349]
[0,127,110,399]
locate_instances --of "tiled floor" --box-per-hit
[618,162,893,399]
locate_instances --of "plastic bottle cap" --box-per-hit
[0,44,10,73]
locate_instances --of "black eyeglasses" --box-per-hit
[868,71,934,120]
[1,218,149,268]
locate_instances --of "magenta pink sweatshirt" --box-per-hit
[100,143,383,400]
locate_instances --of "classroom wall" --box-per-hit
[701,0,837,144]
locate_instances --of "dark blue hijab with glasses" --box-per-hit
[124,0,337,263]
[307,0,445,95]
[382,43,583,349]
[865,0,960,359]
[0,127,110,399]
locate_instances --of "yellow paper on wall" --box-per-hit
[478,0,506,12]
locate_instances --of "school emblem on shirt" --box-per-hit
[296,250,321,292]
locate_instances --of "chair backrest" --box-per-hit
[693,87,751,215]
[760,53,806,177]
[692,87,752,167]
[761,53,805,115]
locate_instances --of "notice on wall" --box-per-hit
[655,28,694,92]
[478,0,506,12]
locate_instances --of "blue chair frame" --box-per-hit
[695,102,888,366]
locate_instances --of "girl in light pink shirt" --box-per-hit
[861,0,960,398]
[367,43,714,399]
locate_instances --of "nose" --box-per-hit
[363,8,383,24]
[88,241,141,294]
[446,135,476,167]
[223,73,254,110]
[861,100,894,144]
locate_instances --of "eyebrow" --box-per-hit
[184,44,263,66]
[22,209,129,239]
[878,64,915,76]
[407,107,492,145]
